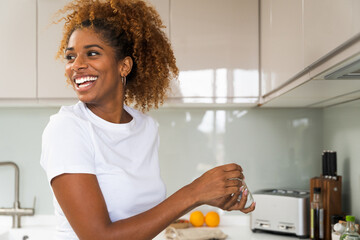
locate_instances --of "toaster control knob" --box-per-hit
[279,224,286,230]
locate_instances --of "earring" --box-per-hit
[121,76,127,86]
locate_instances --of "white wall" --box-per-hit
[323,100,360,221]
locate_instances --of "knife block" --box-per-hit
[310,176,342,240]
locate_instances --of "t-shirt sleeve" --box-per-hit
[40,114,95,183]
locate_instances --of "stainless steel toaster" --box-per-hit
[250,189,310,238]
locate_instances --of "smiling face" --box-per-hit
[65,28,124,107]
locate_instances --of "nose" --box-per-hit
[71,55,88,71]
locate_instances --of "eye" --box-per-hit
[65,54,75,61]
[87,51,99,57]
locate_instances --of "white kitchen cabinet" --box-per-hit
[169,0,259,105]
[37,0,170,100]
[260,0,304,97]
[148,0,170,38]
[37,0,75,99]
[353,1,360,35]
[304,0,357,70]
[304,0,360,81]
[260,0,360,107]
[0,0,37,99]
[2,0,258,106]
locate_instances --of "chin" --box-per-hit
[76,94,93,104]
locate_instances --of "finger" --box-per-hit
[225,179,242,188]
[227,189,255,211]
[228,200,255,212]
[211,195,233,209]
[226,186,246,210]
[223,191,241,210]
[222,163,243,172]
[224,186,240,196]
[226,171,244,180]
[237,188,249,209]
[240,202,256,214]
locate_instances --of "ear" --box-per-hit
[118,56,133,77]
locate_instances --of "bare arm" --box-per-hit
[51,163,254,240]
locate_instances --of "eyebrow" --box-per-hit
[65,44,104,52]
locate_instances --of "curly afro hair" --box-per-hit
[55,0,178,111]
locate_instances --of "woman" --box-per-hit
[40,0,255,239]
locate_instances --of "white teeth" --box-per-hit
[75,76,98,84]
[78,82,92,88]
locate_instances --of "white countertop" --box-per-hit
[154,215,309,240]
[154,226,308,240]
[0,215,308,240]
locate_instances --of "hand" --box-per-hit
[187,163,244,206]
[208,187,256,213]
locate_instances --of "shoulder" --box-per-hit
[40,103,96,182]
[125,105,158,129]
[43,102,90,138]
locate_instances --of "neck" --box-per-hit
[86,102,132,124]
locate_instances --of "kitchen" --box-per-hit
[0,0,359,239]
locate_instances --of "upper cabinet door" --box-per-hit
[148,0,170,37]
[0,0,36,99]
[170,0,259,104]
[260,0,304,97]
[37,0,76,99]
[304,0,358,68]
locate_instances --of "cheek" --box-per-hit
[65,64,71,77]
[65,65,74,85]
[95,62,119,79]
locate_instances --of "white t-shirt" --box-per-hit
[40,102,166,240]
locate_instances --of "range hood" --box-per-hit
[322,53,360,80]
[325,58,360,80]
[261,50,360,108]
[260,32,360,108]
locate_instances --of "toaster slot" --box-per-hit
[255,220,271,228]
[278,223,295,232]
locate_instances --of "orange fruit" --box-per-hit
[190,211,205,227]
[205,211,220,227]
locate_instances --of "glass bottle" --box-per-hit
[310,187,324,240]
[340,215,360,240]
[237,180,254,208]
